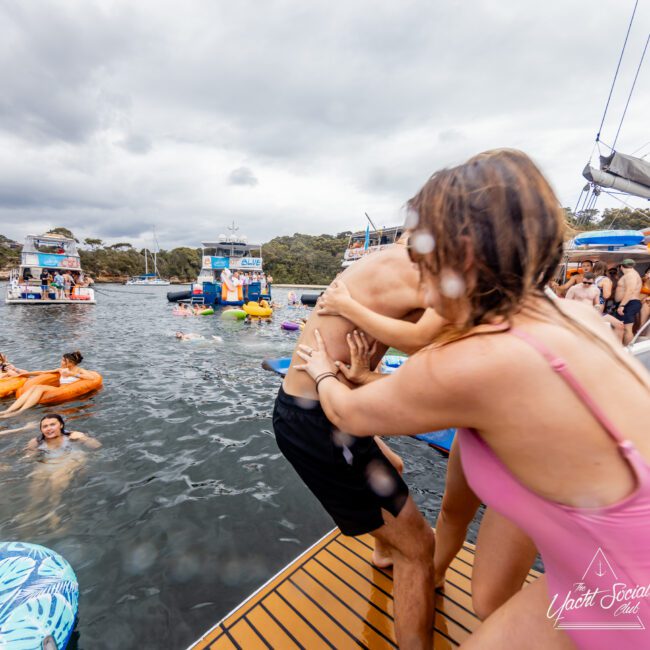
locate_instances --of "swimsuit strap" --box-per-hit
[510,328,629,448]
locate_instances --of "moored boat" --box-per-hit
[169,222,271,306]
[5,233,96,305]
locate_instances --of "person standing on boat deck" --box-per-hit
[295,150,650,650]
[62,271,75,299]
[317,279,541,618]
[52,271,65,300]
[275,244,437,649]
[39,268,51,299]
[564,272,600,308]
[614,259,643,345]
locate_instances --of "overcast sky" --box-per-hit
[0,0,648,249]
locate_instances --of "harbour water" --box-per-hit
[0,285,474,649]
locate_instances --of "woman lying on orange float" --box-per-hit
[0,351,102,418]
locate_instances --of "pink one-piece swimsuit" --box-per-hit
[457,328,650,649]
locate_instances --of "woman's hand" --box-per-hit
[294,330,338,381]
[316,280,353,317]
[335,330,377,385]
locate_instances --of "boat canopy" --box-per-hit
[22,233,80,257]
[583,152,650,200]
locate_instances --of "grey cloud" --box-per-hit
[119,134,153,155]
[228,167,258,186]
[0,0,648,247]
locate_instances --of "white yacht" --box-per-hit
[5,233,96,305]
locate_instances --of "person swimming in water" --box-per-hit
[0,351,100,418]
[175,331,223,342]
[25,413,101,451]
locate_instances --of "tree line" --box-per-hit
[1,207,648,284]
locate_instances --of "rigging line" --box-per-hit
[612,32,650,150]
[596,0,639,143]
[631,139,650,155]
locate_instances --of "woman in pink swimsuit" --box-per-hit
[294,149,650,649]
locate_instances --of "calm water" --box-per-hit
[0,285,472,649]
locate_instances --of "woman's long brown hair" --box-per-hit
[408,149,565,332]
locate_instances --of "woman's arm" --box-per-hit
[68,431,102,448]
[317,281,444,354]
[72,368,98,381]
[295,330,474,436]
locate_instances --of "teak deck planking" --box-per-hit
[189,529,541,649]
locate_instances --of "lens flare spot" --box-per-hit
[366,460,397,497]
[440,269,465,298]
[412,231,435,254]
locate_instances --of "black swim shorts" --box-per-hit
[615,299,642,325]
[273,386,409,536]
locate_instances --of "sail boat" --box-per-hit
[125,231,171,285]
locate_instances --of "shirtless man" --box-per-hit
[564,272,600,307]
[274,244,436,649]
[555,259,593,296]
[614,259,643,345]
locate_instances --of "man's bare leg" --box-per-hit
[373,436,404,568]
[370,497,435,650]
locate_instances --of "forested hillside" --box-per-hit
[2,207,648,283]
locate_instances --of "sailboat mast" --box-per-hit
[144,248,148,275]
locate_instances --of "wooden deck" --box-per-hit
[189,529,540,649]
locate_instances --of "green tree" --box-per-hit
[49,227,78,241]
[84,238,104,250]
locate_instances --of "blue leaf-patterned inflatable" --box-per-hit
[0,542,78,650]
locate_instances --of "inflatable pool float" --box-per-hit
[198,307,214,316]
[243,302,273,318]
[0,541,79,650]
[574,229,645,247]
[281,321,301,331]
[262,357,291,376]
[0,377,27,399]
[414,429,455,454]
[380,355,408,373]
[221,309,247,320]
[15,372,103,406]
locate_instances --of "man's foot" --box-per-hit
[372,539,394,569]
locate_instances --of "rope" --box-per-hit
[612,32,650,149]
[596,0,639,143]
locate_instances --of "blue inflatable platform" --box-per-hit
[0,541,79,649]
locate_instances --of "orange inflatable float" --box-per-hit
[15,372,103,405]
[0,376,28,399]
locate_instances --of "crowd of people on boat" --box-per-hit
[549,258,650,345]
[274,149,650,650]
[20,267,94,300]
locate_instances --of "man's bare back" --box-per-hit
[615,268,642,303]
[283,245,424,400]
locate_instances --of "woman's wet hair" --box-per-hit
[593,261,607,277]
[407,149,565,330]
[63,351,83,365]
[39,414,68,440]
[0,352,7,365]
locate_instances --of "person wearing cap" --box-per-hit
[614,258,643,345]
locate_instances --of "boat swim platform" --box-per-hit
[189,528,541,649]
[5,298,96,305]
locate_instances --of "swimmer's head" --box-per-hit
[175,332,184,338]
[40,414,66,438]
[0,352,7,365]
[407,149,564,329]
[62,351,83,366]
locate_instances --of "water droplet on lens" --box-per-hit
[404,209,419,229]
[366,460,396,497]
[332,430,353,448]
[412,232,435,254]
[440,269,465,298]
[124,543,157,575]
